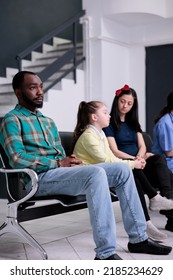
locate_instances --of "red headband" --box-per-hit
[115,84,130,96]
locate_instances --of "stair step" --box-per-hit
[0,35,84,105]
[0,95,17,105]
[0,84,13,93]
[44,79,62,91]
[22,52,83,68]
[23,56,84,72]
[0,59,84,95]
[37,50,82,61]
[22,57,58,67]
[0,77,9,83]
[47,46,83,55]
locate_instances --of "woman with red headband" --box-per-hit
[104,85,173,232]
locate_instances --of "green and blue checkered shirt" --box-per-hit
[0,104,66,181]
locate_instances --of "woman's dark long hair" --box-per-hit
[73,101,104,148]
[110,86,142,132]
[154,91,173,124]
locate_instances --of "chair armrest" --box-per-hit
[0,168,38,205]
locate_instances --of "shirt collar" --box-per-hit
[15,104,43,117]
[87,124,106,140]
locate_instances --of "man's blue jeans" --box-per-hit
[32,162,147,259]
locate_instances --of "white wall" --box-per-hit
[82,0,173,131]
[84,0,173,18]
[40,69,85,132]
[101,41,130,108]
[128,46,146,129]
[0,104,15,117]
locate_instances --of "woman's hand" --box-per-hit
[133,158,146,169]
[136,152,154,160]
[144,152,154,159]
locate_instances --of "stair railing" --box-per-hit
[16,10,85,92]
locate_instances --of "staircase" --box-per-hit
[0,37,84,105]
[0,10,85,106]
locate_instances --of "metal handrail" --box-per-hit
[44,57,85,92]
[16,10,85,62]
[15,10,85,91]
[39,47,75,82]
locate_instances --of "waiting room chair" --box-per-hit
[0,132,118,259]
[0,138,87,260]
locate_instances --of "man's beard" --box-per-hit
[22,92,43,108]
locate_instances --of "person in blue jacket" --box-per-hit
[152,91,173,173]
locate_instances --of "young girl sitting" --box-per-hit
[73,101,173,240]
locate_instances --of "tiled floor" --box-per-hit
[0,198,173,260]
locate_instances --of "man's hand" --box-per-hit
[58,154,83,167]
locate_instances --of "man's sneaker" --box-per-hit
[128,239,172,255]
[94,254,122,260]
[149,195,173,211]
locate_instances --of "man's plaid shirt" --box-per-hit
[0,104,66,185]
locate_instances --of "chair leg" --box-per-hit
[0,218,48,260]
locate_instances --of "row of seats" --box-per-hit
[0,131,118,259]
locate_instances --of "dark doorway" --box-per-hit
[146,44,173,136]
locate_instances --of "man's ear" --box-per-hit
[15,88,21,99]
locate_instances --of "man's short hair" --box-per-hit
[12,71,36,91]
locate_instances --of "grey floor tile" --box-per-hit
[0,198,173,260]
